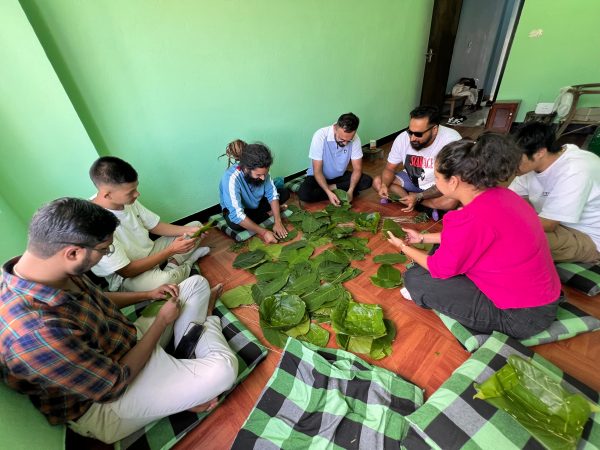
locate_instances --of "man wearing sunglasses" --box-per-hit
[373,105,461,216]
[298,112,372,206]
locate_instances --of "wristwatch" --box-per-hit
[415,192,424,203]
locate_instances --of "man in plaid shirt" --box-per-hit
[0,198,237,443]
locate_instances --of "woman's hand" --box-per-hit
[402,228,424,245]
[387,231,409,252]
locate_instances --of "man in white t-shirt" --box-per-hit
[90,157,210,291]
[298,113,372,205]
[373,105,461,214]
[509,121,600,263]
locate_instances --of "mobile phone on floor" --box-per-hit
[173,322,205,359]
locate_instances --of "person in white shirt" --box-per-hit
[509,121,600,263]
[298,113,372,205]
[373,105,461,215]
[90,157,210,291]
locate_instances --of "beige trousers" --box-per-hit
[120,221,207,292]
[69,275,238,444]
[546,225,600,263]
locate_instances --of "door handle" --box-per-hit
[425,48,434,63]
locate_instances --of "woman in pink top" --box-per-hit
[387,134,562,339]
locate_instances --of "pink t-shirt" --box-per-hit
[427,187,561,309]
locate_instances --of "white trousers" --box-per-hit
[120,221,204,292]
[70,275,238,444]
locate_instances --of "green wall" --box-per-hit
[0,0,99,260]
[498,0,600,121]
[17,0,433,222]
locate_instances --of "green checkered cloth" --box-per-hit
[115,300,268,450]
[284,174,307,193]
[435,302,600,352]
[556,262,600,296]
[403,331,600,450]
[209,209,293,242]
[232,338,423,449]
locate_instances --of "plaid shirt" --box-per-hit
[0,257,137,424]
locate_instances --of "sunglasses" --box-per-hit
[407,125,436,138]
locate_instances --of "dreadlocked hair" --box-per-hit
[219,139,247,167]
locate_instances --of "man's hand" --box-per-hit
[400,192,419,212]
[272,222,288,240]
[378,184,389,199]
[260,230,278,244]
[156,294,181,325]
[346,190,354,203]
[148,283,179,300]
[168,235,197,255]
[327,191,341,206]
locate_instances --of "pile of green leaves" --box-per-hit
[332,295,396,360]
[474,355,600,450]
[225,196,396,358]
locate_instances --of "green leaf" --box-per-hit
[302,214,327,234]
[332,267,362,284]
[220,285,255,308]
[189,219,215,238]
[257,273,290,297]
[284,314,311,337]
[355,212,381,233]
[254,262,289,282]
[332,189,350,205]
[414,212,430,223]
[284,271,320,296]
[370,264,403,289]
[318,260,350,282]
[278,228,298,242]
[331,295,387,337]
[248,237,283,261]
[373,253,407,265]
[382,218,406,240]
[370,320,396,360]
[140,300,166,317]
[232,249,267,269]
[259,293,306,329]
[297,322,330,347]
[251,284,265,305]
[387,192,402,202]
[229,241,248,253]
[260,323,289,348]
[473,355,597,450]
[279,241,315,265]
[302,283,344,312]
[346,335,374,354]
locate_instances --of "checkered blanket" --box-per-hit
[210,209,293,242]
[403,331,600,450]
[284,174,307,193]
[436,302,600,352]
[115,301,268,450]
[557,262,600,297]
[231,338,423,449]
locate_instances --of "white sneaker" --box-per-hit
[400,287,413,301]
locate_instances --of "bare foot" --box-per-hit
[207,283,224,315]
[188,397,218,413]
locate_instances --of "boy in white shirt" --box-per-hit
[90,157,210,291]
[510,122,600,263]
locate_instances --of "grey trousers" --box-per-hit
[404,261,561,339]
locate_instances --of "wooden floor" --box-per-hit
[177,136,600,450]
